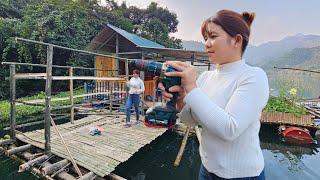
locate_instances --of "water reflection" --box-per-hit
[260,125,320,180]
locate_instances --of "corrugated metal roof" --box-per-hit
[107,24,165,49]
[86,24,209,63]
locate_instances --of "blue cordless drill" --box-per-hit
[131,60,181,127]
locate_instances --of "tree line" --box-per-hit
[0,0,182,100]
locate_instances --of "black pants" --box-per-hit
[198,164,265,180]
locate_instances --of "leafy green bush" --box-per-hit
[265,78,308,117]
[264,96,307,117]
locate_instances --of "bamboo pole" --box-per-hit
[2,61,119,73]
[50,162,72,179]
[19,154,49,172]
[109,173,127,180]
[19,91,115,106]
[194,126,202,143]
[110,82,113,112]
[3,115,70,131]
[20,151,41,161]
[45,45,53,154]
[15,100,45,106]
[1,149,53,180]
[52,76,123,81]
[69,67,74,124]
[1,146,75,180]
[22,152,43,160]
[9,73,124,81]
[174,126,190,167]
[10,64,16,140]
[6,144,32,156]
[75,113,121,116]
[78,172,95,180]
[0,139,15,146]
[42,159,69,175]
[50,116,82,177]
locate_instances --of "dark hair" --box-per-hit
[133,69,140,75]
[201,10,255,54]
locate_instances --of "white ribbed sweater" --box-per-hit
[179,60,269,178]
[127,77,145,94]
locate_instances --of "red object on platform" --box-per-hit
[143,122,175,129]
[280,126,314,145]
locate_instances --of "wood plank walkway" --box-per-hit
[15,115,167,177]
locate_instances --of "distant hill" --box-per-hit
[183,33,320,66]
[245,33,320,66]
[183,34,320,98]
[263,46,320,98]
[182,40,205,52]
[262,46,320,71]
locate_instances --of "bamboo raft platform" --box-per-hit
[260,112,316,128]
[13,114,167,178]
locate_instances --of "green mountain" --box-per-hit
[262,46,320,98]
[262,46,320,71]
[245,33,320,66]
[182,34,320,98]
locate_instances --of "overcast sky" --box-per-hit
[105,0,320,46]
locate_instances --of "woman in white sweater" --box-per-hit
[125,69,145,127]
[160,10,269,179]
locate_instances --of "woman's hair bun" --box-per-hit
[242,12,255,27]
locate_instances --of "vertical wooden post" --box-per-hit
[93,56,97,101]
[153,80,156,103]
[109,82,113,112]
[45,45,53,154]
[191,53,195,66]
[9,64,16,140]
[125,59,129,104]
[125,59,129,80]
[140,56,145,116]
[94,80,96,100]
[84,82,87,101]
[115,34,119,76]
[69,67,74,124]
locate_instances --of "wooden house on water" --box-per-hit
[86,24,209,104]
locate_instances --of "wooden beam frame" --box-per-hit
[13,74,125,81]
[97,32,116,51]
[117,51,142,55]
